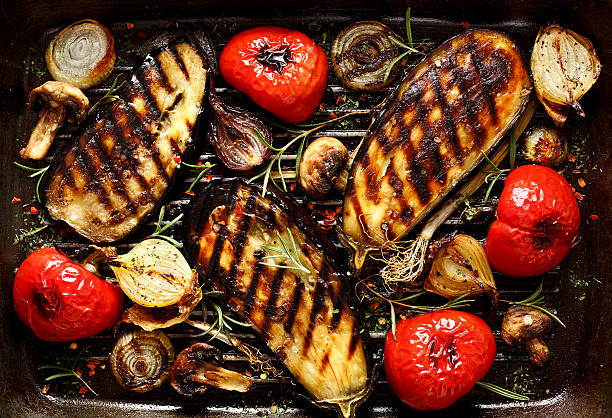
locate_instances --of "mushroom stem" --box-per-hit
[20,105,66,160]
[526,336,551,366]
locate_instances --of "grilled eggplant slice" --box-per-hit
[46,32,214,242]
[185,179,370,417]
[341,30,531,268]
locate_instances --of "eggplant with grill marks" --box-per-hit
[45,32,215,243]
[340,29,532,268]
[185,179,371,418]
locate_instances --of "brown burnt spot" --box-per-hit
[303,269,329,352]
[261,268,286,333]
[319,351,330,373]
[348,327,361,359]
[428,66,461,163]
[243,249,265,319]
[224,191,257,294]
[168,44,190,80]
[284,276,304,333]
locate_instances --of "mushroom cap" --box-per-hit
[298,136,349,199]
[29,81,89,119]
[501,305,552,346]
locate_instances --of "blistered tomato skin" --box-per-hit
[219,26,328,123]
[384,310,496,411]
[485,165,580,277]
[13,247,124,341]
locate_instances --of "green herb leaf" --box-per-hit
[148,206,183,248]
[389,301,397,341]
[406,7,414,49]
[259,229,310,274]
[383,50,409,83]
[476,381,530,401]
[509,128,517,169]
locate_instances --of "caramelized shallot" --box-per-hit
[522,125,567,166]
[208,88,272,171]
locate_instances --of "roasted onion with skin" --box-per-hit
[110,329,175,392]
[531,25,601,126]
[331,21,405,91]
[170,343,253,396]
[46,19,116,89]
[208,87,272,171]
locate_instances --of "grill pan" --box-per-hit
[0,1,610,416]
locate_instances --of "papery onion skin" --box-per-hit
[110,329,175,392]
[208,88,272,171]
[425,234,497,300]
[331,21,405,91]
[531,25,601,126]
[170,342,253,396]
[522,126,567,167]
[110,239,197,308]
[46,19,116,89]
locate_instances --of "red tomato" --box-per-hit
[13,248,124,341]
[219,26,328,123]
[485,165,580,277]
[384,310,496,411]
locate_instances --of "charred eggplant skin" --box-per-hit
[341,30,532,255]
[45,31,216,243]
[185,179,370,417]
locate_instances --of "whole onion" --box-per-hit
[331,21,405,91]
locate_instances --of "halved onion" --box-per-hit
[46,19,116,89]
[331,21,405,91]
[425,234,497,300]
[531,25,601,126]
[110,329,175,392]
[109,239,197,308]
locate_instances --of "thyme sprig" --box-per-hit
[259,229,311,275]
[500,281,566,327]
[181,161,215,193]
[87,77,124,115]
[383,7,421,83]
[14,162,49,202]
[196,290,251,342]
[148,206,183,248]
[476,381,530,401]
[251,110,371,196]
[38,346,98,396]
[14,224,48,245]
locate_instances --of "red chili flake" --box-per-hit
[165,19,176,28]
[125,22,135,29]
[319,103,324,111]
[235,204,243,218]
[137,31,147,39]
[30,206,39,215]
[590,214,599,221]
[88,370,95,377]
[571,187,576,192]
[306,202,314,210]
[205,173,213,181]
[185,190,195,196]
[11,197,21,204]
[366,281,374,288]
[575,192,584,201]
[245,371,252,377]
[461,21,471,29]
[197,161,203,167]
[577,178,586,188]
[75,369,82,378]
[335,206,343,214]
[572,170,581,174]
[330,113,338,119]
[99,364,106,370]
[86,363,96,371]
[41,384,50,394]
[371,302,379,310]
[567,154,576,162]
[323,219,333,226]
[335,96,345,105]
[290,183,297,191]
[79,386,88,394]
[173,155,181,164]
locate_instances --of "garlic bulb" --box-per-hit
[110,239,197,307]
[110,329,175,392]
[531,25,601,126]
[425,234,497,300]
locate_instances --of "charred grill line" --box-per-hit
[284,276,304,333]
[261,268,286,333]
[131,66,162,119]
[152,54,172,92]
[330,283,345,330]
[243,249,265,319]
[304,267,329,352]
[466,37,501,127]
[429,65,462,162]
[72,131,113,209]
[169,45,190,80]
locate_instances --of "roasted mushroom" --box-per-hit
[110,329,175,392]
[170,342,253,396]
[501,305,552,366]
[20,81,88,160]
[298,136,349,198]
[522,126,568,167]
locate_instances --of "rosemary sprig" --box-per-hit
[251,110,371,196]
[383,7,420,83]
[259,229,311,275]
[480,151,510,203]
[14,224,48,245]
[509,127,517,169]
[87,77,124,115]
[38,346,98,396]
[181,161,215,193]
[148,206,183,248]
[500,281,566,327]
[476,381,530,401]
[14,162,49,202]
[406,7,414,48]
[197,292,251,342]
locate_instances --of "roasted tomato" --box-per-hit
[13,247,124,341]
[219,26,328,123]
[384,310,496,411]
[485,164,580,277]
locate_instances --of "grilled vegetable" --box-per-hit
[522,125,567,166]
[46,19,116,89]
[45,32,215,242]
[501,305,552,366]
[185,179,370,418]
[298,136,349,198]
[341,29,531,268]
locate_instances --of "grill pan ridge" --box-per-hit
[0,1,610,417]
